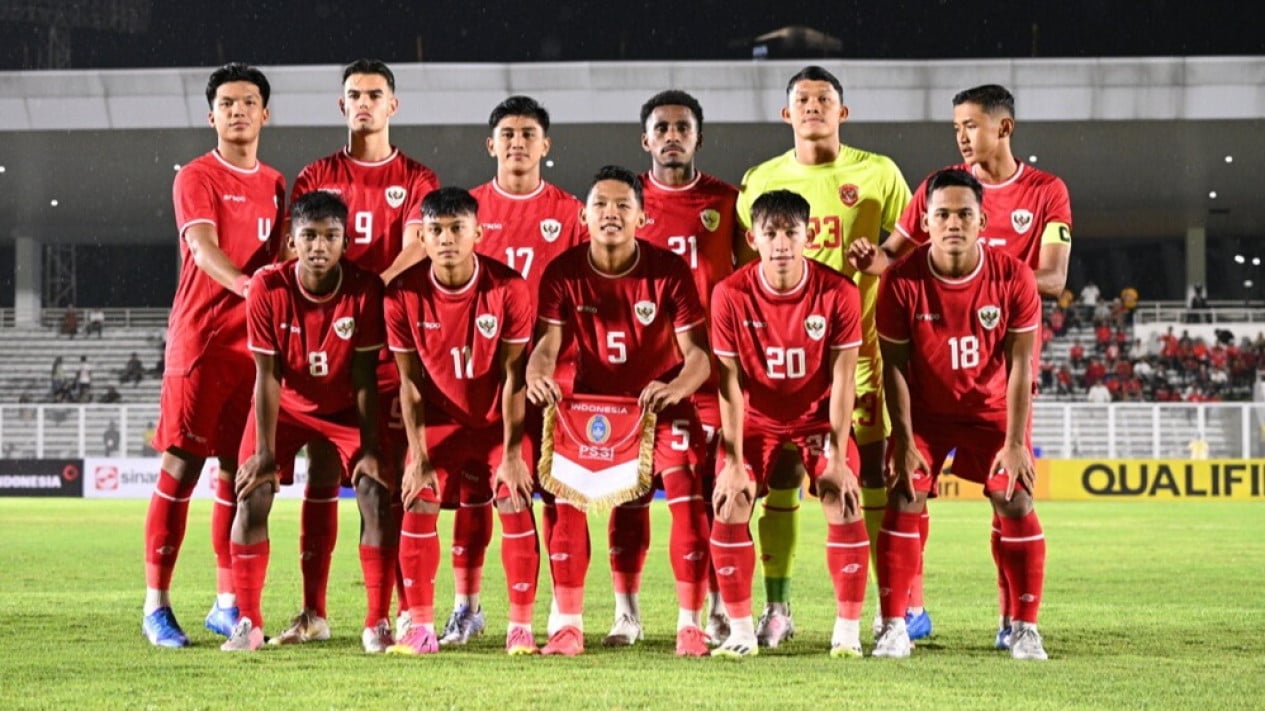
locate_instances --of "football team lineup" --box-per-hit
[139,58,1070,663]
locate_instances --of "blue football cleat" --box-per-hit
[143,607,190,648]
[905,609,933,641]
[205,601,240,638]
[995,625,1013,650]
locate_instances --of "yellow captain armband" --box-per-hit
[1041,221,1071,246]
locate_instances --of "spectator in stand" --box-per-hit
[50,356,68,400]
[1120,286,1139,325]
[122,353,146,386]
[1114,328,1131,355]
[1080,280,1100,308]
[60,304,79,338]
[1040,362,1055,391]
[100,386,122,404]
[1134,356,1154,383]
[74,356,92,402]
[1122,377,1143,401]
[1104,341,1120,364]
[1056,365,1074,396]
[1108,298,1127,329]
[1087,381,1111,404]
[1188,284,1210,324]
[1093,300,1112,325]
[1094,322,1111,353]
[86,308,106,337]
[1048,307,1066,337]
[1192,337,1210,365]
[1083,358,1107,388]
[1069,340,1085,367]
[1057,288,1075,312]
[141,422,157,457]
[1113,357,1133,381]
[104,420,120,456]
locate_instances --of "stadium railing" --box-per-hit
[0,307,170,330]
[1133,301,1265,325]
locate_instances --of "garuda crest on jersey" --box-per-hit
[634,300,657,326]
[978,305,1001,331]
[699,209,721,232]
[1011,209,1034,235]
[540,219,562,243]
[804,314,827,341]
[838,183,860,207]
[475,314,499,339]
[385,185,407,209]
[333,316,356,340]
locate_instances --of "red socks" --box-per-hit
[609,504,650,595]
[991,513,1010,619]
[548,502,590,615]
[231,540,270,629]
[210,477,236,595]
[877,509,922,619]
[998,511,1046,624]
[908,509,929,609]
[300,484,339,618]
[453,501,494,601]
[665,477,710,612]
[708,521,754,619]
[359,543,398,628]
[143,470,199,590]
[397,511,439,626]
[498,508,539,626]
[826,520,870,619]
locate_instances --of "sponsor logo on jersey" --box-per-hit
[385,186,407,209]
[1011,209,1034,234]
[634,300,657,326]
[319,187,343,196]
[838,184,859,207]
[804,314,827,341]
[916,313,941,321]
[577,305,598,314]
[699,209,721,232]
[281,323,302,333]
[743,320,767,328]
[978,305,1001,330]
[333,317,356,340]
[421,321,441,330]
[222,194,247,203]
[475,314,498,339]
[586,414,612,444]
[481,222,503,231]
[539,218,563,243]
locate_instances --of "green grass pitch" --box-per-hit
[1,499,1262,710]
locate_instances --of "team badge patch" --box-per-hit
[537,394,657,510]
[540,219,562,243]
[587,414,611,444]
[978,305,1001,331]
[699,209,721,232]
[385,185,407,209]
[804,314,827,341]
[1011,209,1034,234]
[634,300,657,326]
[838,184,859,207]
[333,317,356,340]
[475,314,498,339]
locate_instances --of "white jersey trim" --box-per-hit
[429,257,480,296]
[248,345,277,355]
[388,345,417,353]
[342,147,399,168]
[355,342,385,352]
[645,172,702,193]
[210,149,261,175]
[490,178,547,200]
[1008,324,1040,334]
[927,243,985,285]
[877,333,910,344]
[713,348,738,357]
[675,318,706,333]
[500,336,531,344]
[831,339,863,350]
[294,262,344,304]
[756,259,810,298]
[587,243,641,279]
[179,218,215,237]
[974,161,1026,190]
[539,316,566,326]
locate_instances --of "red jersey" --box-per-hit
[291,148,439,275]
[876,243,1040,425]
[246,260,386,416]
[469,179,587,299]
[537,240,706,397]
[711,259,862,432]
[169,150,285,372]
[639,171,741,313]
[895,162,1072,270]
[384,254,533,429]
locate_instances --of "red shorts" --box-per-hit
[238,406,367,487]
[691,391,720,495]
[278,386,404,488]
[720,424,861,498]
[909,420,1031,496]
[153,356,253,460]
[424,419,534,508]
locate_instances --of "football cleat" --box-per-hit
[505,627,539,656]
[386,625,439,655]
[830,641,864,658]
[704,611,731,646]
[220,617,264,652]
[871,617,912,659]
[872,609,884,638]
[995,625,1013,650]
[710,636,758,659]
[269,610,331,645]
[541,625,585,656]
[755,605,795,648]
[395,611,412,641]
[1009,623,1048,661]
[142,607,189,648]
[601,613,644,647]
[438,604,486,646]
[906,609,933,641]
[675,626,710,657]
[204,601,240,638]
[361,618,395,654]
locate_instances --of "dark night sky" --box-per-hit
[0,1,1261,69]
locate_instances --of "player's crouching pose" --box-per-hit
[383,187,541,656]
[873,169,1048,660]
[526,166,713,657]
[223,191,386,651]
[708,190,869,658]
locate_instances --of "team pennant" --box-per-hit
[538,394,657,511]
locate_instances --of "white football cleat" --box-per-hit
[269,610,330,645]
[361,618,395,654]
[1009,621,1048,660]
[601,613,643,646]
[871,617,911,659]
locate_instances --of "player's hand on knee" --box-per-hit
[712,458,754,521]
[353,448,387,489]
[887,437,926,503]
[494,454,534,512]
[235,453,279,501]
[992,443,1035,502]
[526,375,562,407]
[401,458,438,510]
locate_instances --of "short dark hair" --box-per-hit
[750,189,811,228]
[421,186,479,220]
[925,168,984,208]
[488,95,551,133]
[591,165,643,207]
[952,84,1015,118]
[205,63,271,108]
[639,90,704,132]
[342,58,395,92]
[291,190,348,227]
[785,65,843,101]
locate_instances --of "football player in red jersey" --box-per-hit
[281,59,441,652]
[852,85,1071,645]
[872,169,1048,661]
[636,89,753,643]
[383,187,540,656]
[527,166,713,657]
[708,190,869,659]
[222,190,385,651]
[142,63,285,648]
